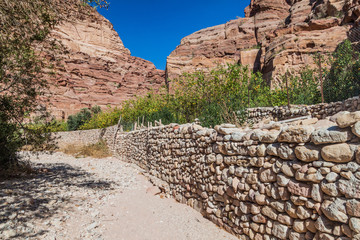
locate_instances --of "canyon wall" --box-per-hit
[47,4,165,119]
[166,0,360,85]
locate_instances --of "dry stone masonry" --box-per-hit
[247,96,360,124]
[113,111,360,240]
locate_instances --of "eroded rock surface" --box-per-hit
[166,0,359,85]
[46,5,165,119]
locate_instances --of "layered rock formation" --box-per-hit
[167,0,360,86]
[47,5,165,119]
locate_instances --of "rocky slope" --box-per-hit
[47,5,165,119]
[166,0,360,86]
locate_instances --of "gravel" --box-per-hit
[0,152,237,240]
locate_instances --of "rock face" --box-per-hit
[166,0,359,85]
[47,5,165,119]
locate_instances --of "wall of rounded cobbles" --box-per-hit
[54,126,117,149]
[115,112,360,240]
[247,96,360,124]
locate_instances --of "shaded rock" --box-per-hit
[321,199,348,223]
[338,177,360,199]
[346,199,360,217]
[315,216,335,234]
[350,217,360,234]
[305,219,317,233]
[272,222,290,240]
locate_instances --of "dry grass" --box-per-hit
[60,140,112,159]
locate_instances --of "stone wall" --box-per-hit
[247,96,360,124]
[55,126,116,149]
[114,112,360,240]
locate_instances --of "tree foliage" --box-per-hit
[0,0,109,168]
[72,63,324,130]
[324,40,360,102]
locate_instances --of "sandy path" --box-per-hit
[0,152,238,240]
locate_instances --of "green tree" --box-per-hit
[172,64,271,127]
[0,0,108,168]
[324,40,360,102]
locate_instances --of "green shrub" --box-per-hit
[277,67,322,106]
[324,40,360,102]
[80,107,121,130]
[28,120,68,133]
[48,121,68,132]
[119,91,178,130]
[67,106,101,131]
[172,64,272,127]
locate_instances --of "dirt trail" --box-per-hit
[0,152,238,240]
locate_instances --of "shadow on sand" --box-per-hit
[0,160,115,239]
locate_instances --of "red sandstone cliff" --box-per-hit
[47,5,165,119]
[166,0,360,85]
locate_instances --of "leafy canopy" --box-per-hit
[0,0,109,167]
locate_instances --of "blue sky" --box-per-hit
[97,0,250,70]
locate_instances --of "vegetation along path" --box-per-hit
[0,152,237,240]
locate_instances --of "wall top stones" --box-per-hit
[247,96,360,124]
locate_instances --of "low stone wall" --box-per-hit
[247,96,360,123]
[54,126,117,149]
[114,113,360,240]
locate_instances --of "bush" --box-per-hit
[324,40,360,102]
[119,91,177,130]
[0,0,109,169]
[80,107,121,130]
[277,67,322,106]
[172,64,274,127]
[67,106,100,131]
[48,121,68,132]
[28,120,68,133]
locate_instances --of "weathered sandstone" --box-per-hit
[46,4,165,119]
[166,0,359,86]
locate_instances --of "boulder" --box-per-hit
[311,127,352,145]
[278,125,314,143]
[336,112,360,128]
[321,143,353,163]
[295,145,320,162]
